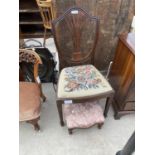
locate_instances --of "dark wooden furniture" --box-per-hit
[52,7,114,134]
[19,0,53,38]
[109,33,135,119]
[52,6,100,70]
[19,49,46,131]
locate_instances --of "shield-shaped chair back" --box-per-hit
[52,7,99,70]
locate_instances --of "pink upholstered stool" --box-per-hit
[63,101,105,134]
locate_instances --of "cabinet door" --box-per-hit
[123,80,135,110]
[110,40,135,110]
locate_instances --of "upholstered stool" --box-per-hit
[63,101,105,134]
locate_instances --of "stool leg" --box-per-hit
[68,129,73,135]
[98,123,104,129]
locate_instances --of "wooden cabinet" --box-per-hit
[109,33,135,119]
[19,0,51,38]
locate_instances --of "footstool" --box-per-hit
[63,101,105,134]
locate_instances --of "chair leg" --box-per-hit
[41,93,46,102]
[68,129,73,135]
[98,123,104,129]
[39,84,46,102]
[104,95,113,117]
[43,28,47,47]
[27,117,40,131]
[56,100,65,126]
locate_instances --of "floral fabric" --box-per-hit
[58,65,113,98]
[63,101,104,129]
[64,65,104,92]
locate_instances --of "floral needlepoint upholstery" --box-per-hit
[58,64,113,98]
[63,101,104,129]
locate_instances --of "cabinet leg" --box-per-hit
[114,113,121,120]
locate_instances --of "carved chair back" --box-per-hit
[52,7,99,70]
[19,49,42,84]
[36,0,55,29]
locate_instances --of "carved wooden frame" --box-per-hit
[52,6,100,70]
[19,49,46,130]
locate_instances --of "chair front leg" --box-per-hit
[27,117,40,131]
[104,94,114,117]
[56,100,64,126]
[41,92,46,102]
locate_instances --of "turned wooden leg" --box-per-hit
[56,100,64,126]
[98,123,104,129]
[33,123,40,131]
[41,93,46,102]
[68,129,73,135]
[39,84,46,102]
[27,117,40,131]
[43,28,47,47]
